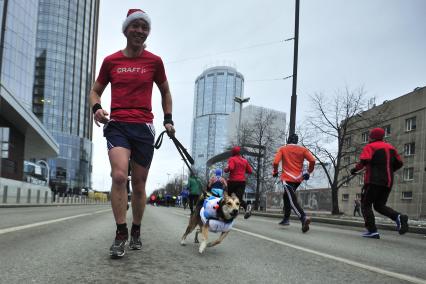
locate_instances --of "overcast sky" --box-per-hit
[91,0,426,194]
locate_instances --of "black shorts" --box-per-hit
[103,121,155,168]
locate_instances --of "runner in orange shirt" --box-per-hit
[273,134,315,233]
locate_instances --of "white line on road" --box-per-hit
[171,210,425,284]
[233,227,426,284]
[0,209,111,235]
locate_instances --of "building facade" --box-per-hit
[32,0,99,194]
[0,0,58,183]
[339,87,426,218]
[191,66,244,176]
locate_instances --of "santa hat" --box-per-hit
[369,128,385,141]
[122,9,151,33]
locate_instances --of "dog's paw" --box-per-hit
[180,239,186,246]
[199,242,207,254]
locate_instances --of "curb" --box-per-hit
[252,212,426,235]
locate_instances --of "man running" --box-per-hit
[89,9,175,258]
[224,146,253,219]
[351,127,408,239]
[273,134,315,233]
[187,172,203,215]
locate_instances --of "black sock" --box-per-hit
[131,223,141,235]
[116,223,128,234]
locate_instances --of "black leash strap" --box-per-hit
[154,130,194,175]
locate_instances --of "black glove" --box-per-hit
[272,171,278,178]
[350,168,357,175]
[302,173,310,181]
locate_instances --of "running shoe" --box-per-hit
[278,218,290,226]
[397,214,409,235]
[301,217,311,233]
[362,231,380,239]
[129,232,142,250]
[110,231,128,259]
[244,205,252,219]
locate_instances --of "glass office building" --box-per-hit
[33,0,99,194]
[191,66,244,176]
[0,0,58,181]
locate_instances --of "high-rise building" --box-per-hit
[0,0,58,182]
[32,0,99,194]
[191,66,244,176]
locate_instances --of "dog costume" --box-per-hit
[200,196,234,233]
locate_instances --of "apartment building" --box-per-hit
[339,86,425,218]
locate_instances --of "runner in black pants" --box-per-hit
[351,127,408,239]
[224,146,253,219]
[281,182,305,222]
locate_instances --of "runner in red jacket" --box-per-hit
[224,146,253,219]
[351,127,408,239]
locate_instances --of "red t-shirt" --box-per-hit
[96,50,167,123]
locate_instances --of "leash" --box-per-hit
[154,130,195,176]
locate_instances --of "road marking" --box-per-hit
[0,209,111,235]
[171,210,425,284]
[233,227,426,284]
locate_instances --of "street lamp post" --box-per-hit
[234,96,250,145]
[289,0,300,136]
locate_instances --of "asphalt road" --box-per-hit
[0,205,425,284]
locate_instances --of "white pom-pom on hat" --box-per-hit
[122,9,151,33]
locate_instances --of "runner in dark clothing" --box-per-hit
[351,128,408,239]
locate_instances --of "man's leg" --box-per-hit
[108,147,131,258]
[360,185,380,238]
[130,161,149,226]
[188,194,195,214]
[109,147,131,225]
[372,185,409,234]
[279,185,291,225]
[284,184,305,221]
[372,186,398,221]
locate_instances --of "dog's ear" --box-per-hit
[223,190,229,198]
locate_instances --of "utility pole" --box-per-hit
[289,0,300,136]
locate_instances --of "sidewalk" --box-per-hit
[252,209,426,235]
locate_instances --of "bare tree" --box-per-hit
[237,107,286,210]
[301,87,390,214]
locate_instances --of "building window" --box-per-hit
[403,168,414,181]
[405,117,416,132]
[383,125,391,137]
[404,143,415,156]
[401,191,413,200]
[342,194,349,201]
[0,127,10,159]
[361,131,369,143]
[344,136,352,147]
[343,156,350,165]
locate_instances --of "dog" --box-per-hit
[180,191,240,254]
